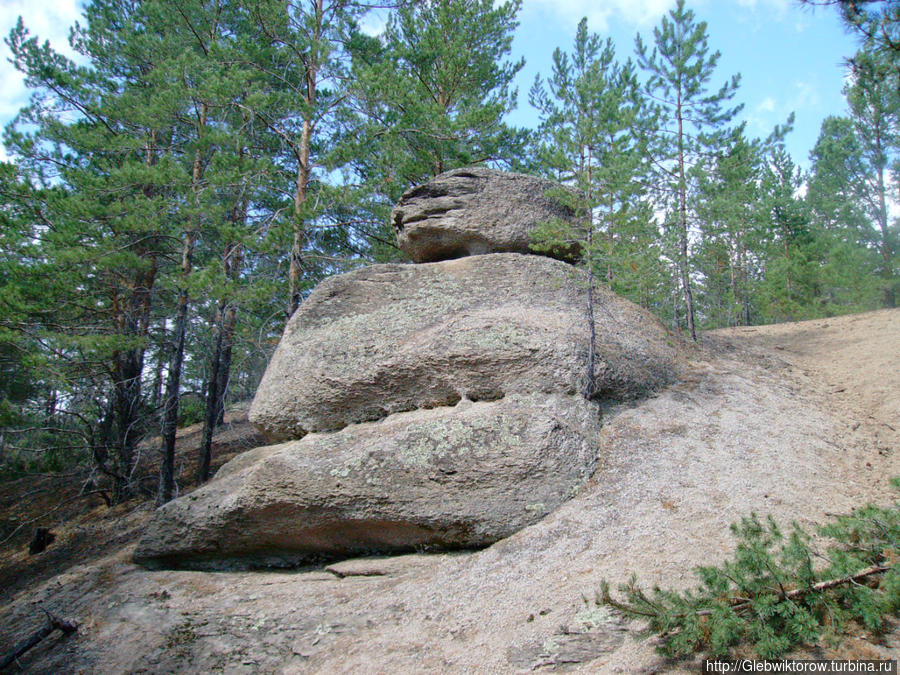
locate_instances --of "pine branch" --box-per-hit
[695,564,892,617]
[599,501,900,659]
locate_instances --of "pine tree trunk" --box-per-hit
[45,390,57,417]
[109,254,157,503]
[583,148,596,398]
[111,350,142,502]
[676,89,697,341]
[157,115,205,505]
[199,202,244,479]
[157,234,194,505]
[151,329,166,412]
[198,302,225,484]
[289,121,311,315]
[214,304,236,426]
[584,254,597,399]
[741,235,751,325]
[214,238,242,427]
[784,238,793,304]
[288,0,322,317]
[876,161,895,307]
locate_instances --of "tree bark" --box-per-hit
[199,183,245,480]
[288,0,323,317]
[676,85,697,340]
[151,323,166,412]
[214,302,236,426]
[109,253,157,503]
[215,220,243,427]
[157,233,194,506]
[158,106,206,505]
[876,157,895,307]
[198,301,224,484]
[103,127,160,503]
[584,148,597,399]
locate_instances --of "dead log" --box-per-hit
[0,610,77,670]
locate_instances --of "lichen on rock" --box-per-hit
[136,168,680,570]
[249,253,677,442]
[391,166,581,263]
[134,394,601,569]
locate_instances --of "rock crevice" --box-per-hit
[249,253,675,441]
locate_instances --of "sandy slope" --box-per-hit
[0,309,897,674]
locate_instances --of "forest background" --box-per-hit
[0,0,896,505]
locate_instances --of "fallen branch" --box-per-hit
[0,609,77,670]
[603,564,892,621]
[698,564,892,616]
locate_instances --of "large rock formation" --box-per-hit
[134,394,600,569]
[392,167,579,263]
[250,253,677,441]
[135,167,679,569]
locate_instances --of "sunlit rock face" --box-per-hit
[135,168,679,570]
[391,167,580,263]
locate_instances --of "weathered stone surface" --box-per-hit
[391,167,579,262]
[250,253,678,441]
[134,394,601,569]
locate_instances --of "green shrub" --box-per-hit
[600,485,900,658]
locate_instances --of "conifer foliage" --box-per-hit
[600,492,900,658]
[0,0,532,499]
[1,0,899,506]
[636,0,743,340]
[528,18,655,395]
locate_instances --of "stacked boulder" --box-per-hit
[134,167,678,570]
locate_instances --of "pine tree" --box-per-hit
[6,3,181,499]
[350,0,528,202]
[5,0,289,499]
[0,163,50,465]
[636,0,742,340]
[755,148,819,322]
[799,1,900,73]
[529,17,657,395]
[600,488,900,659]
[235,0,377,315]
[844,47,900,306]
[806,116,884,313]
[693,135,765,328]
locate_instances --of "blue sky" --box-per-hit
[1,0,860,168]
[511,0,859,169]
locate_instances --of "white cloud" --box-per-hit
[737,0,791,14]
[359,8,388,37]
[0,0,83,158]
[789,80,821,110]
[757,96,776,113]
[522,0,676,33]
[744,96,780,136]
[734,0,792,26]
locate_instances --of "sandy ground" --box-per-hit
[0,308,897,674]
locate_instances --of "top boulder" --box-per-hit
[391,167,579,263]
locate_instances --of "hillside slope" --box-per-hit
[1,309,897,673]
